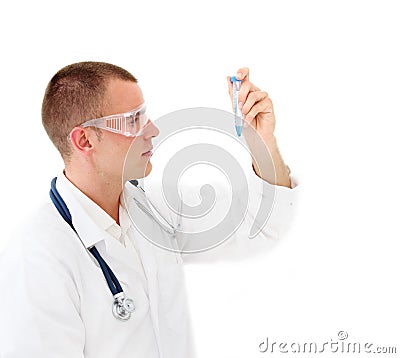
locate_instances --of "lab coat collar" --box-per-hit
[55,173,116,249]
[58,172,118,232]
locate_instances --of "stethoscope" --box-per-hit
[50,177,135,321]
[129,179,181,236]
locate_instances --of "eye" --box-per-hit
[128,114,138,125]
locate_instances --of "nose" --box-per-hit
[141,118,159,139]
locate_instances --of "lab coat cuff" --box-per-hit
[246,164,299,239]
[248,163,298,194]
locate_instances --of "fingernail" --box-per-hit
[237,72,242,79]
[238,102,243,109]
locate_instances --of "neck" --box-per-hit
[64,166,123,225]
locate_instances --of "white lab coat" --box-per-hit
[0,167,297,358]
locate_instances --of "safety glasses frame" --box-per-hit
[79,102,148,137]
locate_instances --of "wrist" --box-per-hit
[262,133,277,147]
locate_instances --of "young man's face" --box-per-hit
[92,79,159,183]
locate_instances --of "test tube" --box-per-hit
[231,76,243,136]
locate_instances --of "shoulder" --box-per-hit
[0,202,84,271]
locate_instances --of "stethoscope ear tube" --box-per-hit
[49,177,135,321]
[50,178,75,231]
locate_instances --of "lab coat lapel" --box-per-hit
[129,224,163,356]
[122,183,166,356]
[102,236,143,287]
[99,183,161,289]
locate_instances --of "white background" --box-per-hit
[1,0,399,357]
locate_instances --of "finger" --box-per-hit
[238,79,260,106]
[235,67,249,81]
[245,97,273,122]
[241,91,268,116]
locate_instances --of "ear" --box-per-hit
[69,127,94,155]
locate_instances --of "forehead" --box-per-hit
[103,79,144,116]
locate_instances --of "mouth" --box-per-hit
[142,148,153,157]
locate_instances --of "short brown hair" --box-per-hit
[42,61,138,160]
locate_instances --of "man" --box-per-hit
[0,62,297,357]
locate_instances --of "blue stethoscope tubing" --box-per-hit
[49,177,135,321]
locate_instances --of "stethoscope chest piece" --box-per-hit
[112,293,135,321]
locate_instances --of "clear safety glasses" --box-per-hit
[80,102,149,137]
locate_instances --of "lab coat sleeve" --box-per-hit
[181,166,298,263]
[0,229,85,357]
[143,164,298,263]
